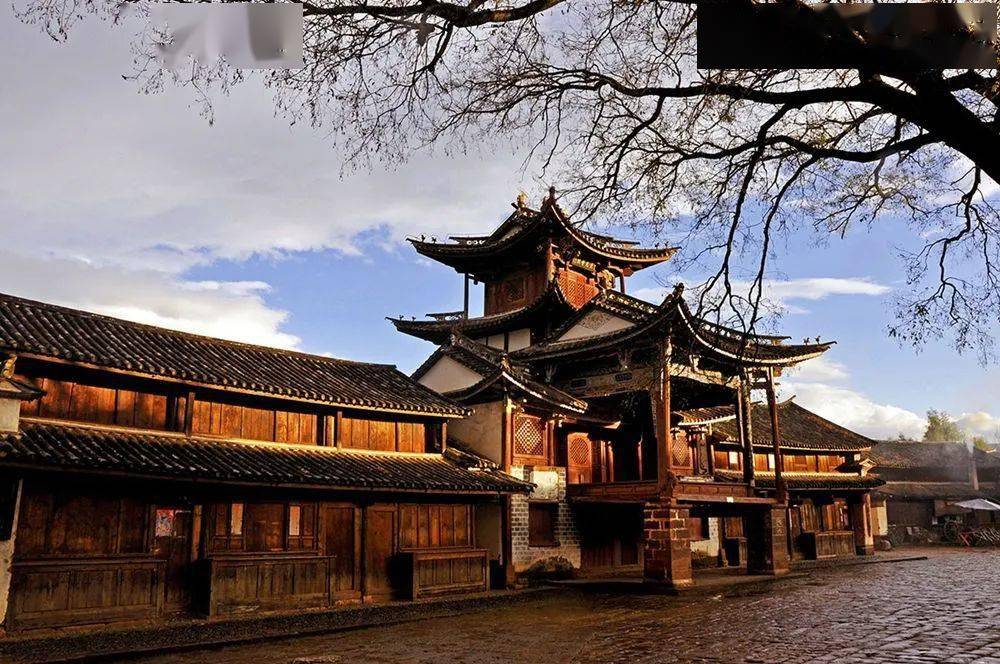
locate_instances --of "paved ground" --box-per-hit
[121,549,1000,664]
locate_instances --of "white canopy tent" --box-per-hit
[953,498,1000,511]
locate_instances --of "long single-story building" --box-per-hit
[0,292,530,633]
[868,439,1000,541]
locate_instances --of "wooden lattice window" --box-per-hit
[558,270,599,308]
[502,276,526,303]
[568,435,591,467]
[514,414,546,459]
[671,431,691,468]
[566,433,593,484]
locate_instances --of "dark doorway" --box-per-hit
[152,506,193,613]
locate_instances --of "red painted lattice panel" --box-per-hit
[514,415,545,458]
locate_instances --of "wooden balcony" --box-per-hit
[567,480,659,503]
[566,478,775,505]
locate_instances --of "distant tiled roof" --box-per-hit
[0,293,464,417]
[712,399,874,451]
[1,420,531,493]
[716,469,884,491]
[975,449,1000,469]
[868,440,970,469]
[878,481,989,500]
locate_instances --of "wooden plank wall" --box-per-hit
[339,418,426,453]
[190,401,317,445]
[18,375,175,431]
[398,504,472,549]
[714,451,846,472]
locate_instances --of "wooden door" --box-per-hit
[152,506,193,612]
[324,504,361,599]
[363,505,397,599]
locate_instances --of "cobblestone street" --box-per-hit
[122,549,1000,664]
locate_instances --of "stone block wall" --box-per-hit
[509,466,581,573]
[642,502,693,588]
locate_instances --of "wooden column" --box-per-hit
[334,410,343,449]
[764,369,787,504]
[737,374,755,487]
[183,391,195,436]
[850,494,875,556]
[654,338,674,493]
[463,274,470,319]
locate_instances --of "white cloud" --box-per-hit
[633,277,890,316]
[0,252,301,349]
[780,379,926,440]
[956,411,1000,438]
[784,356,849,382]
[756,277,891,302]
[0,12,540,352]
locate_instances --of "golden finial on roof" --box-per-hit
[515,191,528,209]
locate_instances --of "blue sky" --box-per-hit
[3,9,998,440]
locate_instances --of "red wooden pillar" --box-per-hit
[850,494,875,556]
[654,338,674,494]
[764,369,787,504]
[737,373,755,487]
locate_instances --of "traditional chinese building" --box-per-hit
[394,190,881,587]
[869,440,1000,540]
[693,398,882,561]
[0,293,529,633]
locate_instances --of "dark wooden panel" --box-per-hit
[8,557,164,630]
[404,549,488,599]
[18,374,171,430]
[364,506,397,598]
[207,554,333,617]
[324,505,359,596]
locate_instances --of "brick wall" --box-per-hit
[509,466,581,572]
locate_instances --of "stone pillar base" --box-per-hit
[642,501,693,589]
[747,505,790,576]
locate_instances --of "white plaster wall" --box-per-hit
[448,400,504,464]
[507,328,531,351]
[0,401,19,433]
[873,501,889,536]
[509,466,582,572]
[690,518,721,558]
[486,334,505,349]
[557,311,633,341]
[417,355,484,394]
[0,480,22,630]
